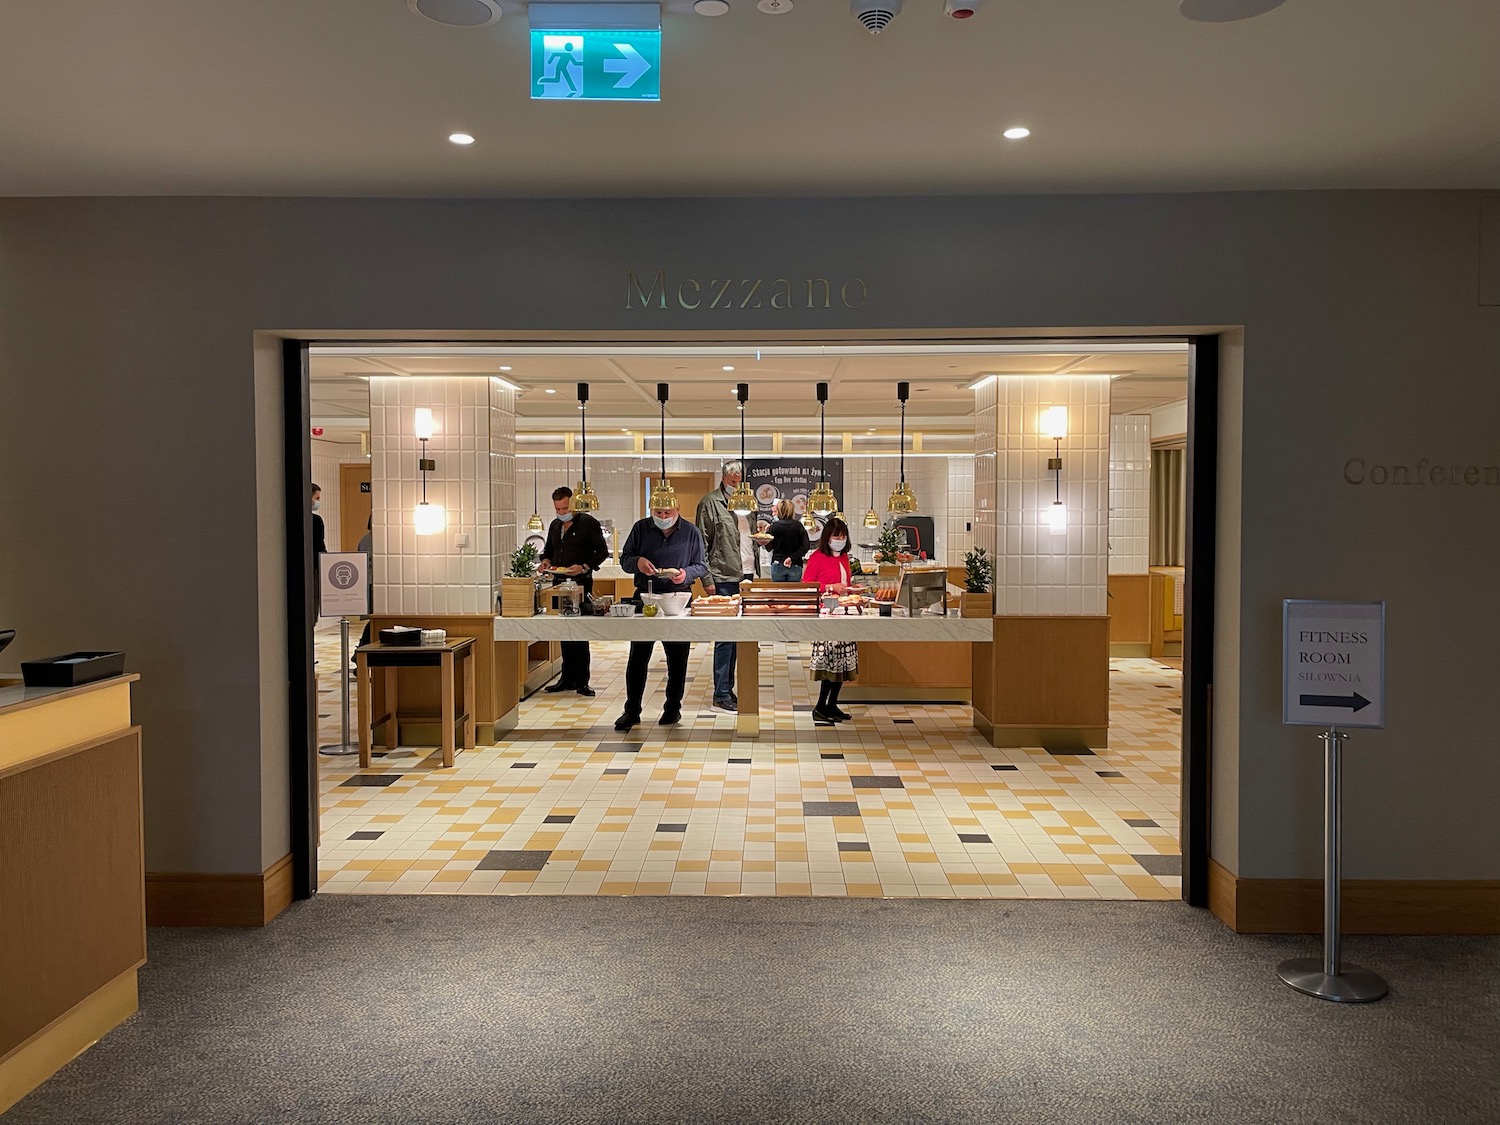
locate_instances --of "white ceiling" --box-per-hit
[2,1,1498,196]
[309,344,1189,437]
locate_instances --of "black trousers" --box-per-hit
[623,640,690,717]
[553,573,593,687]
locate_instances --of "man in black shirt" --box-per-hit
[614,500,708,731]
[539,486,609,695]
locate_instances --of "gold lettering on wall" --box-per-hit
[626,270,866,312]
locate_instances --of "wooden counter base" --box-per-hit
[971,616,1110,751]
[0,969,138,1115]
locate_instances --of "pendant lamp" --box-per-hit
[887,381,919,514]
[863,465,880,529]
[649,383,678,510]
[728,383,755,515]
[570,382,600,512]
[526,456,544,531]
[808,381,838,517]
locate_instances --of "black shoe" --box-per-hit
[614,712,640,732]
[811,708,836,726]
[577,685,596,697]
[728,691,739,708]
[710,698,736,714]
[659,707,682,726]
[544,682,575,693]
[829,706,851,722]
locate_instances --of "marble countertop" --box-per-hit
[493,615,990,642]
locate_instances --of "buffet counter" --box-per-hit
[492,615,989,736]
[0,674,143,1115]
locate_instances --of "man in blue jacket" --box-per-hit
[615,500,708,732]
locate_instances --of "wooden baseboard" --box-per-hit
[146,853,294,927]
[1207,859,1500,934]
[0,969,137,1116]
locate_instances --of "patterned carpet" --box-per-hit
[315,626,1182,900]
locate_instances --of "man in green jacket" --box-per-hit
[695,459,756,713]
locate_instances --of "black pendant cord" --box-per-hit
[660,403,666,481]
[580,404,587,484]
[819,400,826,483]
[740,397,746,467]
[899,401,907,486]
[533,457,538,510]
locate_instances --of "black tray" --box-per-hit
[21,650,126,688]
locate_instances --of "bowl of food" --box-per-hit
[641,591,692,617]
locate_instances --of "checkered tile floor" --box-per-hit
[313,625,1181,899]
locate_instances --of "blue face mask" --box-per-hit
[653,514,677,531]
[558,511,574,523]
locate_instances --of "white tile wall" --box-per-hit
[981,377,1110,617]
[1109,414,1151,575]
[370,377,512,616]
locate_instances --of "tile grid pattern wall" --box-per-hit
[1108,415,1151,576]
[973,383,998,562]
[371,378,496,616]
[489,382,517,597]
[989,378,1109,617]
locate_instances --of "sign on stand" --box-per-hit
[1282,600,1385,728]
[319,553,369,619]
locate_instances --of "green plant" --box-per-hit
[873,525,903,564]
[963,546,994,593]
[508,543,539,578]
[849,557,864,576]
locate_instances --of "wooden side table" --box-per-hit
[354,638,476,768]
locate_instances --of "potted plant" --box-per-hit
[873,525,904,576]
[961,546,994,618]
[501,543,540,617]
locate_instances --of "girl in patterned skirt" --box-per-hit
[801,516,858,725]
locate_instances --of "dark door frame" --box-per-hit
[280,331,1222,907]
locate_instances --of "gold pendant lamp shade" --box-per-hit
[650,383,678,510]
[887,380,919,514]
[526,456,545,531]
[728,382,755,515]
[571,382,600,512]
[863,458,881,528]
[809,381,839,517]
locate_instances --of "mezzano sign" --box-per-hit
[626,269,869,311]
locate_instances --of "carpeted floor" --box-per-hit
[7,897,1498,1124]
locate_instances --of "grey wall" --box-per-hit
[1,193,1496,880]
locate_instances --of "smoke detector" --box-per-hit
[694,0,730,14]
[943,0,985,16]
[758,0,793,12]
[407,0,502,28]
[850,0,901,34]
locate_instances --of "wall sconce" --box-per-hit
[571,382,600,512]
[413,407,445,536]
[1041,405,1066,535]
[728,383,755,515]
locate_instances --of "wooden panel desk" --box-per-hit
[355,639,475,768]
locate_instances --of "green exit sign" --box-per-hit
[530,29,660,102]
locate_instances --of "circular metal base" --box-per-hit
[1277,957,1389,1003]
[317,743,359,757]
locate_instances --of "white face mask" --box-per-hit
[828,538,848,554]
[311,500,321,512]
[653,514,678,531]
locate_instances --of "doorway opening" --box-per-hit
[286,336,1211,905]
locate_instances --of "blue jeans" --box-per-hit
[770,562,803,583]
[712,579,743,700]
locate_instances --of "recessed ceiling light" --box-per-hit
[408,0,502,29]
[694,0,731,13]
[448,132,475,145]
[1003,127,1030,141]
[499,365,512,371]
[621,427,630,433]
[544,388,556,394]
[1179,0,1285,21]
[722,365,736,371]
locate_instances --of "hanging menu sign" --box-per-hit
[745,458,845,527]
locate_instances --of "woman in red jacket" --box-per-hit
[801,516,857,724]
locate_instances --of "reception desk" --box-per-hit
[0,674,143,1115]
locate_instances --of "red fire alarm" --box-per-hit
[311,427,324,437]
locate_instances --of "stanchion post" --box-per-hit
[319,615,359,757]
[1276,725,1387,1002]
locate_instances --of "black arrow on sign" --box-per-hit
[1299,692,1371,712]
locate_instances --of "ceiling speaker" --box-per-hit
[407,0,502,28]
[850,0,901,35]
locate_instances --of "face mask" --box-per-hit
[653,514,678,531]
[311,500,321,512]
[828,538,848,554]
[558,511,574,523]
